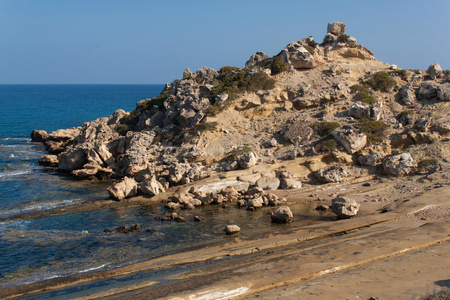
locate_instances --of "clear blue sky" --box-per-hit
[1,0,449,84]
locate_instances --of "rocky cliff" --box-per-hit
[32,22,450,203]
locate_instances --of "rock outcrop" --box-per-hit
[331,197,360,219]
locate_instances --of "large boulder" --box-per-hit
[256,176,280,190]
[247,196,265,209]
[358,152,381,166]
[271,206,293,223]
[140,176,166,196]
[236,152,257,169]
[331,197,360,219]
[107,177,138,201]
[427,63,443,80]
[194,67,219,82]
[399,85,417,106]
[58,147,87,171]
[333,127,367,154]
[245,51,270,67]
[327,22,346,36]
[38,154,59,167]
[282,42,315,69]
[315,166,348,183]
[437,83,450,101]
[418,83,437,99]
[383,153,417,176]
[31,130,48,142]
[280,178,302,189]
[348,102,381,121]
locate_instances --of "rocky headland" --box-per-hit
[18,22,450,299]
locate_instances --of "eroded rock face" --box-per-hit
[437,83,450,101]
[284,121,314,145]
[108,177,138,201]
[256,176,280,190]
[315,166,348,183]
[327,22,346,36]
[427,63,443,80]
[140,176,166,196]
[31,130,48,142]
[383,153,417,176]
[236,152,257,169]
[271,206,293,223]
[245,51,270,67]
[399,85,417,106]
[333,127,367,154]
[282,42,314,69]
[358,153,381,166]
[38,154,58,167]
[331,197,359,219]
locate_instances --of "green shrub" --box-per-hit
[366,71,396,92]
[358,118,388,144]
[400,110,414,116]
[418,158,438,167]
[388,69,407,78]
[219,66,240,76]
[315,121,341,136]
[355,90,377,104]
[209,69,276,101]
[269,56,289,75]
[119,92,169,128]
[315,138,337,153]
[203,104,222,117]
[350,84,377,104]
[304,45,315,55]
[350,84,367,94]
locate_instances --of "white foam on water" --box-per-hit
[78,264,108,274]
[0,198,82,218]
[0,169,33,178]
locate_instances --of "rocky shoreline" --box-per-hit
[14,22,450,298]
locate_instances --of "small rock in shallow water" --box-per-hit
[224,225,241,235]
[194,216,202,222]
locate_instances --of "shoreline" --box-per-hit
[1,176,448,299]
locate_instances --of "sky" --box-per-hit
[1,0,449,84]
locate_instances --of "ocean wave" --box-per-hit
[0,198,82,218]
[0,137,30,141]
[0,169,33,178]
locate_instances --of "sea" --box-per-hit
[0,84,326,298]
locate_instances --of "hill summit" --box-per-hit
[32,22,450,201]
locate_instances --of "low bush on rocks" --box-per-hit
[358,118,388,144]
[315,121,341,136]
[366,71,396,92]
[350,84,377,104]
[209,69,276,101]
[337,34,350,43]
[315,137,337,153]
[119,93,169,129]
[304,45,315,55]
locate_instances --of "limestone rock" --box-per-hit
[140,176,166,196]
[271,206,293,223]
[437,83,450,101]
[331,197,360,219]
[238,173,262,185]
[427,63,443,80]
[224,225,240,235]
[245,51,270,67]
[418,83,437,99]
[171,193,202,209]
[31,130,48,142]
[358,153,381,166]
[348,102,381,121]
[280,178,302,189]
[327,22,346,36]
[333,127,367,154]
[256,176,280,190]
[236,152,257,169]
[183,67,193,79]
[316,166,348,183]
[108,177,138,201]
[282,42,315,69]
[383,153,417,176]
[194,66,219,82]
[58,147,87,171]
[38,154,59,167]
[399,85,417,106]
[247,196,265,208]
